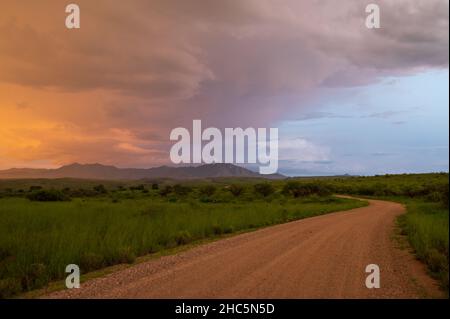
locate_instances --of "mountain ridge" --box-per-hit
[0,163,285,180]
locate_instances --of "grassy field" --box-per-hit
[0,180,366,298]
[0,173,447,297]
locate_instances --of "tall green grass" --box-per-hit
[0,196,365,297]
[398,201,449,291]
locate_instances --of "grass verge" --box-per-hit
[0,196,366,298]
[397,200,449,292]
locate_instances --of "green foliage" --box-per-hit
[398,201,449,291]
[93,184,108,194]
[159,185,173,197]
[173,184,192,196]
[253,183,275,197]
[228,184,245,197]
[0,172,447,296]
[282,181,331,197]
[26,190,70,202]
[129,184,145,191]
[319,173,449,203]
[199,185,216,197]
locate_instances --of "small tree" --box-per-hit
[229,184,244,197]
[254,183,275,197]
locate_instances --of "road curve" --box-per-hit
[46,198,441,299]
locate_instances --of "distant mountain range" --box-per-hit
[0,163,285,180]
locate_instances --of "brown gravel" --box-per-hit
[45,198,442,299]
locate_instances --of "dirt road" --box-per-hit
[46,198,441,298]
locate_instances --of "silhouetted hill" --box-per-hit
[0,163,285,180]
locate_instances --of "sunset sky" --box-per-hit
[0,0,448,175]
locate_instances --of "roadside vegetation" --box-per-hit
[398,201,448,291]
[0,178,365,298]
[0,172,447,297]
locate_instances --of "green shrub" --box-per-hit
[129,184,145,191]
[173,184,192,196]
[254,183,275,197]
[93,184,108,194]
[283,181,331,198]
[199,185,216,197]
[26,190,70,202]
[229,184,244,197]
[159,185,173,197]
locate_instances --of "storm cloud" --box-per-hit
[0,0,447,169]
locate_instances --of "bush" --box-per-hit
[199,185,216,197]
[159,185,173,197]
[229,184,244,197]
[173,184,192,196]
[254,183,275,197]
[26,189,70,202]
[282,181,331,197]
[129,184,145,191]
[151,183,159,190]
[93,184,108,194]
